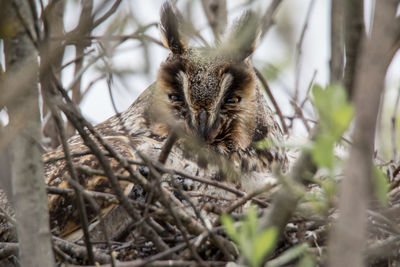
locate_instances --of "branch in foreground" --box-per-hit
[343,0,364,99]
[260,0,284,39]
[259,146,317,233]
[254,67,288,134]
[328,0,400,266]
[329,0,344,83]
[48,103,95,264]
[3,1,55,266]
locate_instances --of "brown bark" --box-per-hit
[343,0,364,99]
[1,0,54,266]
[67,0,94,137]
[41,0,66,149]
[328,1,400,266]
[330,0,344,83]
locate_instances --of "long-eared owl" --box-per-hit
[43,2,288,240]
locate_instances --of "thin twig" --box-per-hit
[0,242,19,259]
[48,102,95,264]
[201,0,227,41]
[224,182,275,215]
[53,236,111,264]
[69,260,227,267]
[11,0,38,47]
[0,205,16,226]
[254,67,288,134]
[27,0,41,41]
[290,100,311,132]
[148,166,205,264]
[260,0,284,39]
[67,178,117,267]
[300,69,317,109]
[92,0,122,30]
[158,129,178,164]
[169,178,234,261]
[67,0,93,136]
[294,0,315,102]
[50,78,170,252]
[46,186,118,204]
[148,160,269,208]
[58,48,96,70]
[391,85,400,164]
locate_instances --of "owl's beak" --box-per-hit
[198,110,208,140]
[195,110,219,142]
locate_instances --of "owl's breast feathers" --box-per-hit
[44,81,287,240]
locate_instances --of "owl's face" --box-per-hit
[151,3,261,153]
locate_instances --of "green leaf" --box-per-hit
[241,206,258,266]
[221,214,239,243]
[254,138,274,150]
[297,253,315,267]
[311,134,335,169]
[312,84,328,116]
[253,227,278,267]
[372,167,389,206]
[321,178,337,201]
[312,84,353,132]
[311,84,353,171]
[245,205,258,238]
[332,106,354,137]
[266,243,309,267]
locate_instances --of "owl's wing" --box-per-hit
[251,87,289,171]
[44,86,157,241]
[44,136,137,241]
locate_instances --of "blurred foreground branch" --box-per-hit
[1,0,54,266]
[328,1,400,266]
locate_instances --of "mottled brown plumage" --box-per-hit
[44,2,288,240]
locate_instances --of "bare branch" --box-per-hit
[328,1,400,266]
[201,0,227,41]
[329,0,344,83]
[260,0,284,39]
[294,0,315,102]
[343,0,365,99]
[68,0,94,136]
[53,96,170,253]
[92,0,122,30]
[254,67,288,134]
[259,136,317,233]
[53,236,111,264]
[47,102,95,264]
[2,1,55,266]
[391,86,400,164]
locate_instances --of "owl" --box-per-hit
[44,2,288,244]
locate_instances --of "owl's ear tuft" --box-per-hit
[221,11,260,61]
[159,2,187,55]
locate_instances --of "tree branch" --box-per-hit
[201,0,227,41]
[343,0,364,99]
[328,1,400,266]
[329,0,344,83]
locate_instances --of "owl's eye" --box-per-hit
[225,95,241,104]
[168,94,182,102]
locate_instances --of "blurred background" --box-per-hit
[63,0,330,130]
